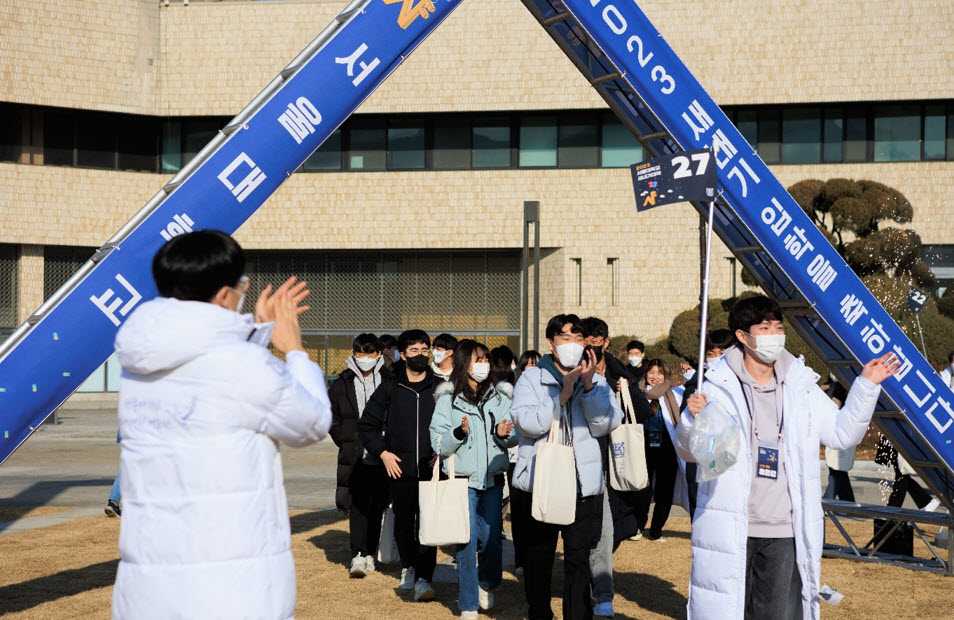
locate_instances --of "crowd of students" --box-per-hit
[109,231,905,620]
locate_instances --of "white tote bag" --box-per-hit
[418,446,470,546]
[376,505,399,564]
[532,411,577,525]
[608,380,649,492]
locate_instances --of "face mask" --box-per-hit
[391,350,402,363]
[469,362,490,383]
[628,356,643,367]
[432,350,447,364]
[555,342,585,368]
[406,354,429,373]
[744,333,786,363]
[585,345,604,364]
[354,356,377,372]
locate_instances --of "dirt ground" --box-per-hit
[0,511,950,619]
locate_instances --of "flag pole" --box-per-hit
[696,146,717,394]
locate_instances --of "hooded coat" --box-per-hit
[110,298,332,620]
[328,356,391,511]
[673,350,880,620]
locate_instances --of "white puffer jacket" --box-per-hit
[674,352,880,620]
[111,298,331,620]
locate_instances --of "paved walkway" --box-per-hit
[0,399,929,537]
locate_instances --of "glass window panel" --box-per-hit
[948,108,954,162]
[161,120,181,173]
[737,110,757,149]
[823,107,843,162]
[182,118,221,167]
[117,116,158,172]
[757,110,780,164]
[77,112,116,169]
[43,110,75,166]
[600,118,642,168]
[349,124,386,170]
[387,124,425,170]
[0,104,22,163]
[924,105,946,161]
[781,108,821,164]
[472,121,510,168]
[519,117,557,167]
[874,104,920,162]
[844,111,867,162]
[558,123,598,168]
[433,122,470,170]
[303,129,341,171]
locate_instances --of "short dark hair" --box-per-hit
[379,334,398,350]
[490,345,515,367]
[581,317,609,340]
[705,329,736,353]
[545,314,583,341]
[152,230,245,302]
[626,340,645,353]
[352,333,381,354]
[728,295,784,336]
[433,333,459,351]
[398,329,430,353]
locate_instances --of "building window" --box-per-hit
[43,246,96,301]
[924,104,947,161]
[558,121,599,168]
[433,121,471,170]
[349,119,386,170]
[161,120,182,173]
[822,107,843,163]
[844,110,868,162]
[43,110,75,166]
[472,120,510,168]
[607,257,619,306]
[874,104,921,162]
[0,245,18,329]
[601,116,642,168]
[117,115,159,172]
[781,108,821,164]
[571,257,582,306]
[519,117,557,168]
[757,110,781,164]
[0,104,23,163]
[181,118,222,168]
[303,129,342,171]
[387,122,426,170]
[736,110,757,150]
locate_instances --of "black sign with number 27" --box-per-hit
[630,148,718,212]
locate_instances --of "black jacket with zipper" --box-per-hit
[329,366,393,511]
[358,365,437,481]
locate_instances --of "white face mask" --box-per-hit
[555,342,585,368]
[745,333,786,363]
[432,350,447,364]
[628,356,643,367]
[354,356,377,372]
[469,362,490,383]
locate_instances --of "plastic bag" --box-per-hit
[689,401,742,481]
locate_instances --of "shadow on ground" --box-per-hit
[0,559,119,615]
[0,479,113,533]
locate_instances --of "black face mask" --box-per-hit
[584,345,604,364]
[406,354,429,373]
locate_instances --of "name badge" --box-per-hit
[757,441,780,480]
[648,429,662,448]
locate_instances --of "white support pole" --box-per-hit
[697,197,715,394]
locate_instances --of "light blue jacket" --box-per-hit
[510,365,622,497]
[430,381,518,490]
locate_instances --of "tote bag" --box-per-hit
[608,380,649,492]
[376,505,400,564]
[532,411,577,525]
[419,444,470,546]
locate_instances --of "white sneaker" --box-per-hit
[349,554,367,578]
[461,612,479,620]
[399,567,416,591]
[925,498,941,512]
[364,555,375,573]
[593,601,615,618]
[630,532,642,541]
[478,587,493,610]
[413,578,436,602]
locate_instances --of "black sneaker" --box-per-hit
[105,499,121,517]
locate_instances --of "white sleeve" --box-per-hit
[262,350,332,448]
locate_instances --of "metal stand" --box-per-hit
[823,499,953,575]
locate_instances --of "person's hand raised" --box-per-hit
[581,347,598,391]
[255,276,309,324]
[269,292,303,355]
[860,352,901,385]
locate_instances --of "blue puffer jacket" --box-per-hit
[430,381,518,490]
[511,357,622,498]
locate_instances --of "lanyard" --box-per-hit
[736,376,783,442]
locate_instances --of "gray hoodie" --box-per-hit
[347,354,384,419]
[725,345,795,538]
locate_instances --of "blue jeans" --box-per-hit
[109,473,121,503]
[456,484,504,612]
